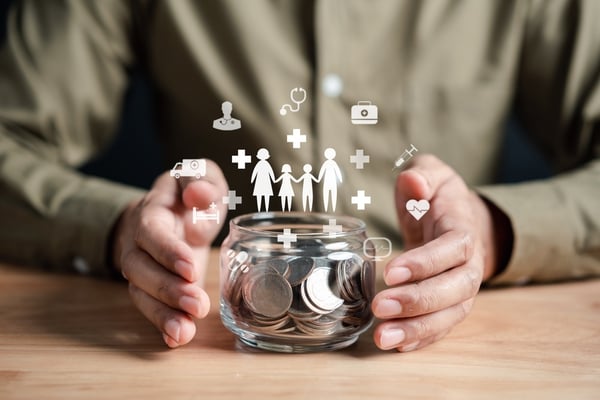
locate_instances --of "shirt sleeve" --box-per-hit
[0,1,145,277]
[479,0,600,284]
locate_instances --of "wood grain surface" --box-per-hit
[0,249,598,399]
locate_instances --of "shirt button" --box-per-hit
[322,73,343,97]
[72,256,91,275]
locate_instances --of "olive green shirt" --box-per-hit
[0,0,598,284]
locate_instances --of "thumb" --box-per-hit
[395,167,433,248]
[180,159,229,246]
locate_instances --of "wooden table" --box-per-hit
[0,250,598,399]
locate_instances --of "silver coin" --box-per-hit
[327,251,354,261]
[256,258,289,277]
[242,272,293,318]
[286,257,315,286]
[300,280,329,315]
[305,267,344,313]
[361,259,375,301]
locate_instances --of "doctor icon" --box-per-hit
[213,101,242,131]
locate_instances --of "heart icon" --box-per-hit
[405,199,430,221]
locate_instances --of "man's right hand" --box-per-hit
[111,160,228,348]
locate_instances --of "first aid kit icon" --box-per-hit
[351,101,378,125]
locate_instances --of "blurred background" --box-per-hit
[0,1,552,189]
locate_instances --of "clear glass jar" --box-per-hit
[220,212,376,353]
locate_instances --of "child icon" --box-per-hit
[318,148,343,212]
[297,164,319,212]
[213,101,241,131]
[274,164,298,212]
[250,148,275,211]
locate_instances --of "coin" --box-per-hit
[242,272,293,318]
[361,259,375,301]
[303,267,344,313]
[224,251,374,339]
[286,257,314,286]
[256,258,289,277]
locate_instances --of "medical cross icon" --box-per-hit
[322,219,343,237]
[232,149,252,169]
[222,190,242,210]
[286,128,307,149]
[351,190,371,210]
[350,149,370,169]
[277,228,297,249]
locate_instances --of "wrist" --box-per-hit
[107,198,140,275]
[478,194,514,281]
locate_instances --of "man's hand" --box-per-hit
[112,160,228,348]
[372,155,512,351]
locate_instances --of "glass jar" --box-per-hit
[220,212,376,353]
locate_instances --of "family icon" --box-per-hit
[250,147,343,212]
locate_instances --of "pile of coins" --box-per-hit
[222,249,375,339]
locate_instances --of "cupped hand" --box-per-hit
[112,160,228,348]
[372,155,511,351]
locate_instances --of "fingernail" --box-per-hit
[164,319,180,343]
[162,332,178,348]
[179,295,201,316]
[375,299,403,317]
[175,260,195,281]
[381,328,406,349]
[386,266,411,284]
[400,341,420,352]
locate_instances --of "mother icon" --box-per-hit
[250,148,276,212]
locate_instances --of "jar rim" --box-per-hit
[229,212,366,238]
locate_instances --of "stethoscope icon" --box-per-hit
[279,87,307,116]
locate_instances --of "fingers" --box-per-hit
[383,229,475,285]
[134,206,198,281]
[122,248,210,319]
[129,284,198,348]
[373,299,475,351]
[132,160,229,281]
[373,260,482,319]
[381,155,485,352]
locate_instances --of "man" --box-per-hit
[0,0,598,351]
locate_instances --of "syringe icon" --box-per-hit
[393,144,418,171]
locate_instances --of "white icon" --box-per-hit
[250,148,276,212]
[232,149,252,169]
[318,148,343,212]
[298,164,319,212]
[393,144,418,170]
[213,101,241,131]
[406,199,430,220]
[192,202,220,224]
[287,128,307,149]
[170,159,206,179]
[351,101,378,125]
[363,237,392,261]
[323,219,343,237]
[351,190,371,210]
[222,190,242,210]
[350,149,370,169]
[274,164,297,212]
[279,87,307,116]
[277,228,297,249]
